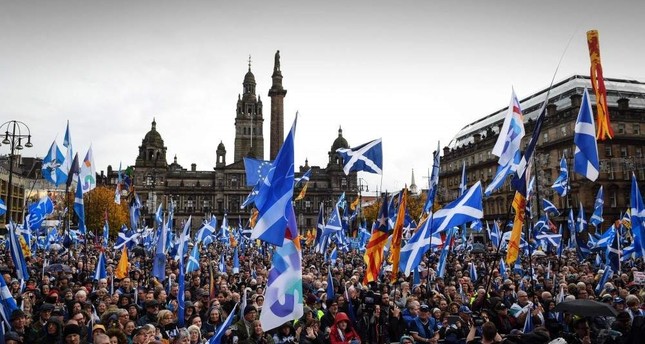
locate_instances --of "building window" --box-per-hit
[620,146,628,158]
[609,190,617,208]
[341,178,348,189]
[605,145,613,157]
[633,123,641,135]
[543,132,549,142]
[560,125,568,137]
[636,147,643,158]
[608,164,615,180]
[618,123,626,134]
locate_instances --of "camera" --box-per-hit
[361,290,381,313]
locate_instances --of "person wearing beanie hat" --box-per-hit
[63,323,82,343]
[231,305,256,343]
[5,331,23,344]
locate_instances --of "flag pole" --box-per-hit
[484,189,514,297]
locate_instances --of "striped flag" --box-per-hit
[574,89,600,181]
[389,188,407,282]
[363,193,389,284]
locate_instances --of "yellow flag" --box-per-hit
[505,191,526,265]
[250,208,259,228]
[115,247,129,279]
[390,188,407,282]
[295,182,309,201]
[350,197,360,211]
[587,30,613,141]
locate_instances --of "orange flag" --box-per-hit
[505,190,526,265]
[587,30,613,141]
[389,188,407,282]
[115,247,129,279]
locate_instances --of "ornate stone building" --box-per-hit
[110,52,358,231]
[438,75,645,231]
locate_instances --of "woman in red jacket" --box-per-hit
[329,312,361,344]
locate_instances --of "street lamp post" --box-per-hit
[1,120,33,224]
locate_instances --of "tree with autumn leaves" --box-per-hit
[79,186,129,238]
[361,190,428,223]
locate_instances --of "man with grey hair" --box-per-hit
[94,333,111,344]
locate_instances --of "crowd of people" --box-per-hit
[1,237,644,344]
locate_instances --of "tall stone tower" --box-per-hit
[135,118,168,168]
[268,50,287,160]
[234,57,264,162]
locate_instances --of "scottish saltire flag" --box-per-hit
[590,186,604,227]
[577,202,587,233]
[79,145,97,193]
[595,266,612,295]
[574,89,600,181]
[186,244,200,273]
[543,199,560,217]
[294,168,311,187]
[336,138,383,175]
[233,247,240,274]
[114,225,139,250]
[459,161,467,196]
[485,161,513,197]
[129,193,142,230]
[423,141,441,213]
[65,153,80,187]
[102,215,109,248]
[630,174,645,257]
[522,305,534,333]
[195,215,217,243]
[153,204,163,226]
[607,229,621,271]
[489,221,501,249]
[323,194,344,236]
[314,205,327,254]
[73,175,86,234]
[94,252,107,281]
[469,262,478,282]
[535,232,562,247]
[177,250,186,327]
[329,247,338,266]
[499,257,507,279]
[0,198,5,216]
[42,140,67,186]
[209,304,238,344]
[61,120,74,177]
[514,101,546,180]
[252,116,297,247]
[399,216,432,276]
[326,267,335,300]
[551,155,569,197]
[260,234,304,331]
[492,89,525,167]
[437,227,455,278]
[8,223,29,280]
[0,273,19,328]
[243,157,273,186]
[431,182,483,233]
[591,226,614,252]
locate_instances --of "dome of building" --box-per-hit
[331,127,349,152]
[244,70,256,85]
[143,118,164,146]
[217,141,226,150]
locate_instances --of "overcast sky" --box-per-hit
[2,0,644,194]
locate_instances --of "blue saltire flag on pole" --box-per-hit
[42,140,67,186]
[629,173,645,257]
[295,168,312,187]
[0,273,19,328]
[8,222,29,281]
[326,267,335,301]
[595,266,612,295]
[195,215,217,243]
[607,228,621,272]
[492,89,525,167]
[251,115,297,247]
[186,244,200,273]
[399,215,432,276]
[94,252,107,281]
[73,175,87,235]
[436,227,455,278]
[322,194,344,237]
[551,155,569,197]
[336,138,383,175]
[209,303,239,344]
[423,141,441,213]
[590,186,604,227]
[542,199,561,217]
[574,88,600,182]
[431,182,484,233]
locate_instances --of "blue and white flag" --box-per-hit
[574,89,600,182]
[489,220,501,249]
[323,194,344,236]
[551,155,569,197]
[399,215,433,276]
[154,204,163,226]
[595,266,612,295]
[591,226,614,252]
[0,273,19,328]
[251,116,297,246]
[42,140,67,186]
[630,173,645,258]
[8,223,29,280]
[233,247,240,274]
[61,120,74,175]
[0,199,6,216]
[79,145,97,194]
[577,202,587,234]
[294,168,312,187]
[607,229,621,272]
[243,157,273,187]
[535,232,562,248]
[485,161,513,197]
[94,252,107,281]
[186,244,200,273]
[195,216,217,243]
[431,182,483,233]
[522,305,534,333]
[327,267,335,301]
[209,304,239,344]
[469,262,478,282]
[129,193,142,230]
[590,186,604,227]
[492,89,525,167]
[423,141,441,213]
[336,138,383,175]
[436,227,455,278]
[73,175,86,234]
[542,199,560,217]
[329,247,338,267]
[114,225,139,251]
[499,258,507,279]
[459,161,467,196]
